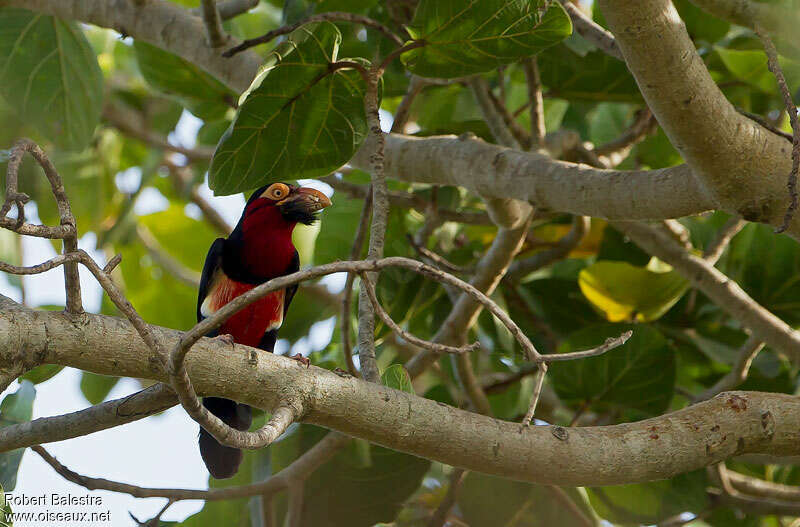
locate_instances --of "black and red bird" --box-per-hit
[196,182,331,479]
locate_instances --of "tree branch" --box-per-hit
[0,383,177,452]
[223,12,404,57]
[4,300,800,486]
[693,335,764,402]
[613,221,800,362]
[350,134,717,221]
[190,0,259,21]
[522,58,546,149]
[598,0,798,237]
[341,189,372,377]
[558,1,623,60]
[506,215,590,281]
[200,0,227,47]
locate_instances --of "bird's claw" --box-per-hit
[215,334,236,347]
[290,353,310,368]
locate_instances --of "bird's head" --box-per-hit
[243,182,332,228]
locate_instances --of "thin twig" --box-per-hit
[468,76,521,149]
[693,336,764,402]
[543,331,632,362]
[224,12,404,57]
[361,273,481,355]
[703,216,746,264]
[507,215,590,281]
[427,468,468,527]
[201,0,228,47]
[391,76,426,134]
[545,486,595,527]
[523,58,546,149]
[485,88,533,150]
[356,67,389,384]
[595,108,656,166]
[756,29,800,233]
[342,189,372,377]
[32,432,349,502]
[2,139,82,312]
[406,233,474,275]
[164,160,232,235]
[521,363,548,426]
[559,1,623,60]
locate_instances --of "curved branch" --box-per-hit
[693,336,764,402]
[3,299,800,486]
[598,0,797,236]
[558,1,623,60]
[350,134,717,220]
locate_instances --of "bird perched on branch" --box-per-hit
[196,182,331,479]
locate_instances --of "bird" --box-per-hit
[196,182,331,479]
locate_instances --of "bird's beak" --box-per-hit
[277,187,332,213]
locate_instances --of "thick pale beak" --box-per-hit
[277,187,332,212]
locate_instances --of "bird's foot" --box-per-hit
[289,353,310,368]
[333,367,352,378]
[214,334,236,348]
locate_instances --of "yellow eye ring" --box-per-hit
[263,183,290,201]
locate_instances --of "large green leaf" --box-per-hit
[579,260,689,322]
[723,223,800,326]
[270,424,429,527]
[402,0,572,78]
[587,470,707,525]
[133,41,235,121]
[210,22,368,195]
[79,372,120,405]
[549,324,675,418]
[381,364,414,394]
[0,381,35,491]
[0,9,103,150]
[458,472,597,526]
[537,44,640,102]
[716,46,800,94]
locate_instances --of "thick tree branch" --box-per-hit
[3,298,800,486]
[598,0,798,236]
[350,134,717,220]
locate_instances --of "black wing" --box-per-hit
[197,238,226,324]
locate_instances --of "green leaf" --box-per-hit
[79,372,120,405]
[458,472,597,526]
[723,223,800,326]
[381,364,414,394]
[587,470,707,525]
[0,381,35,491]
[0,230,21,289]
[0,9,103,150]
[537,44,640,102]
[549,323,675,418]
[209,22,368,195]
[20,364,64,385]
[133,41,235,121]
[716,46,800,94]
[267,424,429,527]
[579,260,689,322]
[402,0,572,78]
[673,0,730,43]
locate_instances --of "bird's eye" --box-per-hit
[263,183,290,201]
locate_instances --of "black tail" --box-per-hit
[199,397,252,479]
